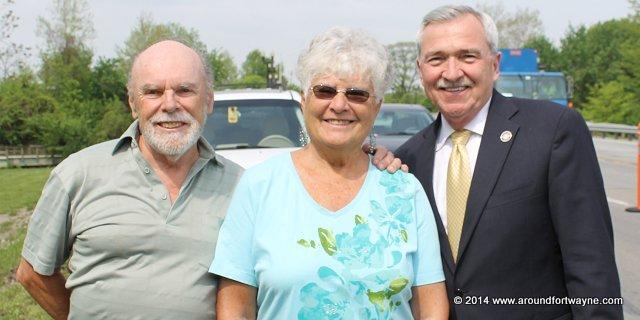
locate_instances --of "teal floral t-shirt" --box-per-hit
[210,153,444,319]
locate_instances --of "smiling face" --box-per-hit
[301,74,380,152]
[128,41,213,158]
[417,14,500,129]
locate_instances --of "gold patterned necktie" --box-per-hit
[447,129,471,263]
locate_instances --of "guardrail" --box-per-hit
[587,122,637,139]
[0,145,62,168]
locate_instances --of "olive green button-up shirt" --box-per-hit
[22,120,243,319]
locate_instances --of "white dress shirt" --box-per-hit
[433,97,491,231]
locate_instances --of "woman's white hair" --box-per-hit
[418,5,499,53]
[296,27,394,101]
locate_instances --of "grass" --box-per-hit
[0,167,52,216]
[0,167,53,319]
[0,284,49,319]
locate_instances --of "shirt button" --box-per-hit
[144,167,150,174]
[161,193,167,200]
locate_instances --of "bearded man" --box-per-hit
[15,40,240,319]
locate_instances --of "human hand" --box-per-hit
[363,144,409,173]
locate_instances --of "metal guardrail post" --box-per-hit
[627,122,640,213]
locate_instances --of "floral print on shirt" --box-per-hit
[296,172,414,320]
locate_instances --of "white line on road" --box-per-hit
[608,197,631,207]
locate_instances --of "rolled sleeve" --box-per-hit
[22,172,72,276]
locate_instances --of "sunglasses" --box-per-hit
[310,84,371,103]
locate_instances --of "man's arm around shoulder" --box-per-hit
[16,258,70,320]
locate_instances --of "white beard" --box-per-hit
[139,111,205,158]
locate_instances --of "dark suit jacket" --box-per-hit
[396,91,622,320]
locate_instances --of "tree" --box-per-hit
[240,74,267,88]
[0,70,55,145]
[630,0,640,19]
[239,49,285,89]
[558,19,640,109]
[477,1,544,48]
[386,42,419,95]
[117,13,207,72]
[241,49,269,78]
[37,0,93,53]
[33,0,103,155]
[522,36,562,71]
[582,81,639,124]
[37,0,94,101]
[579,33,640,124]
[91,98,132,143]
[208,48,238,86]
[0,0,30,78]
[91,57,127,102]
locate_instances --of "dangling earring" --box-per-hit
[298,128,310,147]
[368,131,376,154]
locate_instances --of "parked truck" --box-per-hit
[495,48,572,107]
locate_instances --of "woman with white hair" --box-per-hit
[210,27,448,319]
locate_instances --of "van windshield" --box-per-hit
[203,99,304,149]
[496,75,567,100]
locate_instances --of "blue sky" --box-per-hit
[10,0,634,79]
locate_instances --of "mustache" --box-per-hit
[436,78,474,89]
[149,112,196,124]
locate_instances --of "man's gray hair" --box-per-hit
[126,38,214,99]
[418,5,499,53]
[296,27,394,101]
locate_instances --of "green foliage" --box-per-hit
[29,100,99,156]
[241,49,269,78]
[91,57,127,102]
[117,13,207,72]
[384,90,432,110]
[0,167,52,216]
[39,46,93,101]
[239,74,267,88]
[523,35,563,71]
[22,0,134,156]
[92,98,132,143]
[582,81,640,124]
[0,71,55,145]
[559,19,640,109]
[208,48,238,86]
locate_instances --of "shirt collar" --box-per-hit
[435,95,492,151]
[112,120,222,165]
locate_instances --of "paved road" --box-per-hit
[593,137,640,319]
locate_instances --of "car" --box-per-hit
[371,103,434,152]
[203,89,305,168]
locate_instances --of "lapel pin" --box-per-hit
[500,131,513,143]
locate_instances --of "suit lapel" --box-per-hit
[415,116,456,274]
[456,92,520,265]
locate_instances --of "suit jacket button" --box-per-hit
[455,289,465,297]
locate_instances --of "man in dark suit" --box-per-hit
[395,5,622,319]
